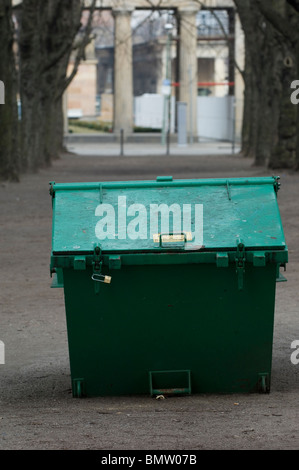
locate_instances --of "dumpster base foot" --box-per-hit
[73,378,86,398]
[258,373,270,393]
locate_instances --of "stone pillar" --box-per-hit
[178,6,199,140]
[113,7,134,136]
[234,12,245,143]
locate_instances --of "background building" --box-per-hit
[65,1,244,142]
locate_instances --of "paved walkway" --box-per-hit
[1,152,298,450]
[65,134,240,157]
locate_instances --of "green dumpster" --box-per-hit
[49,176,288,397]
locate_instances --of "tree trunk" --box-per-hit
[255,23,282,166]
[235,0,299,168]
[268,2,298,169]
[0,0,19,181]
[234,0,276,165]
[269,61,297,168]
[238,0,299,169]
[42,97,65,165]
[19,0,83,172]
[240,44,257,158]
[286,1,299,169]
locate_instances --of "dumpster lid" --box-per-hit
[50,177,287,254]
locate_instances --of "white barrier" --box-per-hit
[134,93,235,141]
[134,93,175,132]
[197,96,234,141]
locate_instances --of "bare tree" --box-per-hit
[0,0,19,181]
[234,0,299,169]
[255,0,299,169]
[19,0,96,172]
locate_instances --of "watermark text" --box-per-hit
[0,341,4,365]
[291,340,299,365]
[290,80,299,105]
[95,197,203,245]
[0,81,4,105]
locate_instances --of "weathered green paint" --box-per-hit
[49,176,288,397]
[62,262,278,396]
[50,177,286,254]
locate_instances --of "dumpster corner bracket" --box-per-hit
[235,239,246,291]
[273,176,281,195]
[49,181,55,197]
[258,372,270,394]
[73,378,86,398]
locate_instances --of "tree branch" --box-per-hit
[286,0,299,13]
[195,0,245,79]
[42,0,82,74]
[255,0,297,47]
[60,0,96,96]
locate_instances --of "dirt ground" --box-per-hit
[0,150,298,451]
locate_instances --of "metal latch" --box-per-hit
[92,244,111,293]
[235,239,245,291]
[92,244,102,271]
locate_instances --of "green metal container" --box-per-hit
[49,176,288,397]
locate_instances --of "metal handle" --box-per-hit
[153,232,192,247]
[92,274,112,284]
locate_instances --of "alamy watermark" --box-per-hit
[94,197,204,245]
[0,341,4,365]
[290,340,299,365]
[0,80,4,105]
[290,80,299,104]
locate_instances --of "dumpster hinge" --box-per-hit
[273,176,281,195]
[235,239,245,291]
[92,243,103,270]
[92,244,103,294]
[92,244,111,293]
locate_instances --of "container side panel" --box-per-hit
[62,263,277,396]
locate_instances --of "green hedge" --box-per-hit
[69,120,112,132]
[69,120,162,134]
